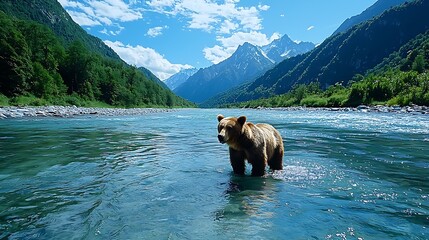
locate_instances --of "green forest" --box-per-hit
[0,11,194,108]
[225,31,429,109]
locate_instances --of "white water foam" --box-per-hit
[271,165,325,182]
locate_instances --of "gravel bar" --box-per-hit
[0,106,175,119]
[255,104,429,114]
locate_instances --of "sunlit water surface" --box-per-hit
[0,109,428,239]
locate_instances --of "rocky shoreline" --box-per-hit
[0,106,175,119]
[257,104,429,114]
[1,104,428,119]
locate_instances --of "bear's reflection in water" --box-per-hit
[214,173,279,221]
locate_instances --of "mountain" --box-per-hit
[164,68,198,90]
[174,37,316,104]
[174,42,275,103]
[233,30,429,108]
[204,0,429,107]
[332,0,409,35]
[262,35,315,63]
[370,30,429,74]
[0,0,120,61]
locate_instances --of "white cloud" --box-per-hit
[145,0,176,9]
[203,31,280,64]
[147,26,167,37]
[218,31,273,48]
[96,16,113,25]
[104,40,193,80]
[146,0,265,33]
[219,20,238,34]
[100,28,108,34]
[187,11,219,32]
[203,45,231,64]
[269,32,282,42]
[58,0,81,8]
[67,10,102,26]
[307,25,315,31]
[89,0,142,22]
[59,0,143,26]
[236,6,262,31]
[258,4,270,11]
[110,25,125,35]
[60,0,279,71]
[98,24,124,35]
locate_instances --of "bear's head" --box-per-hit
[217,114,246,145]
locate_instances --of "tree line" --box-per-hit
[0,11,194,108]
[226,55,428,108]
[224,29,429,109]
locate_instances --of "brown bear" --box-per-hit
[217,114,284,176]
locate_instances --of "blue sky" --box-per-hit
[58,0,377,80]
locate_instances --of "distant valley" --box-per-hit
[169,35,315,103]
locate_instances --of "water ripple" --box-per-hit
[0,110,428,239]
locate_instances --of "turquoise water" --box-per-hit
[0,109,428,239]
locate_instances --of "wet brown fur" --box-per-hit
[217,114,284,176]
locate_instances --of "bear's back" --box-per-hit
[254,123,283,147]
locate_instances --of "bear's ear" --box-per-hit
[217,114,224,122]
[237,116,246,125]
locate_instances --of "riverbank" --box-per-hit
[0,106,175,119]
[1,104,428,119]
[254,104,429,114]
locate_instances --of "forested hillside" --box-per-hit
[0,11,194,107]
[205,0,429,107]
[138,67,169,89]
[227,30,429,108]
[332,0,408,35]
[0,0,120,61]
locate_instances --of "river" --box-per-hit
[0,109,428,239]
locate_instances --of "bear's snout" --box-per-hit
[218,134,225,143]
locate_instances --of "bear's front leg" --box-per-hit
[229,148,245,175]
